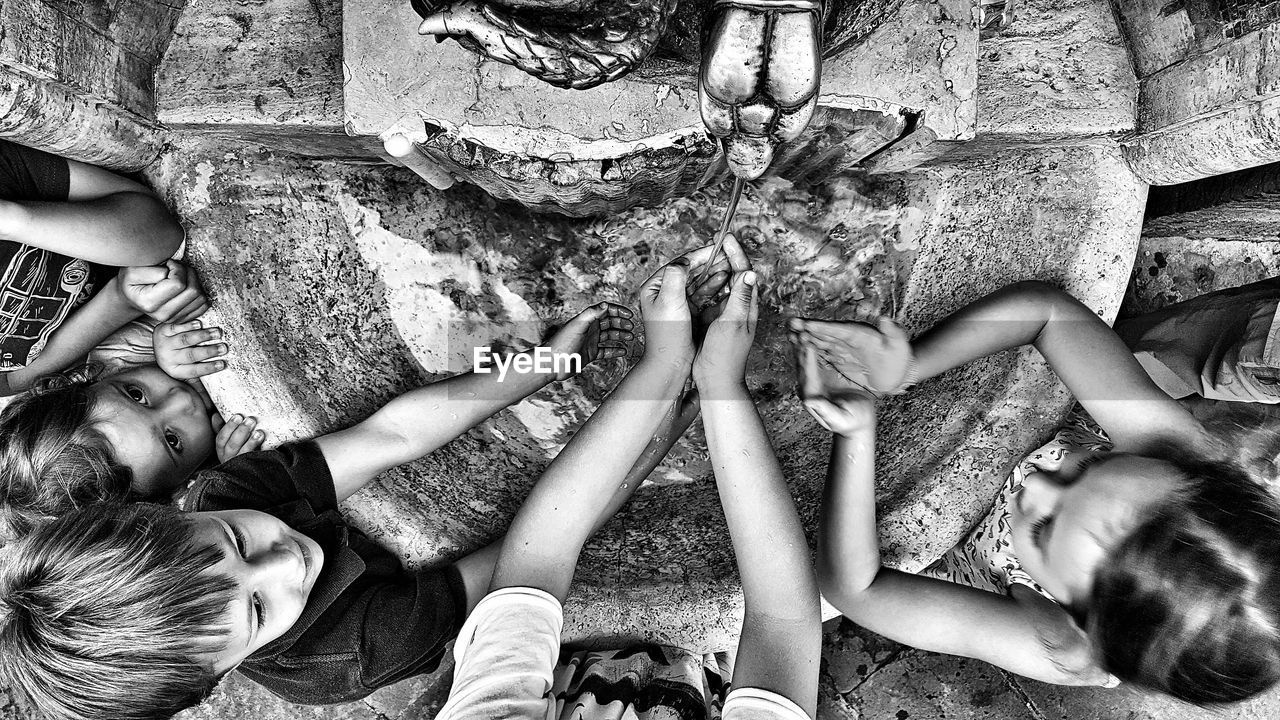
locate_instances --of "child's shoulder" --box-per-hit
[184,440,337,517]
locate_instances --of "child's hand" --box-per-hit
[212,412,266,462]
[692,270,759,390]
[795,343,877,435]
[689,234,752,341]
[545,301,634,380]
[153,320,228,380]
[638,256,696,367]
[803,393,876,437]
[789,317,914,396]
[118,260,210,323]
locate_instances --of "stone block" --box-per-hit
[156,0,375,159]
[1124,95,1280,185]
[1137,24,1280,132]
[976,0,1137,138]
[0,0,180,169]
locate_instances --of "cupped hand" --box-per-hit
[154,319,228,380]
[638,257,696,366]
[119,260,210,323]
[545,301,635,380]
[789,316,913,396]
[692,270,759,391]
[802,393,876,437]
[213,412,266,462]
[794,338,878,436]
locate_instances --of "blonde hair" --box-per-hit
[0,366,132,538]
[0,502,234,720]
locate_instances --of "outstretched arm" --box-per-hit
[0,156,182,266]
[451,390,701,612]
[318,302,634,502]
[694,271,821,717]
[809,391,1115,687]
[793,281,1212,453]
[490,260,697,601]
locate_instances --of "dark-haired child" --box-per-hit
[801,281,1280,704]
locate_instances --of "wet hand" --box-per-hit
[692,270,759,391]
[545,301,634,380]
[119,260,210,323]
[638,256,697,367]
[212,413,266,462]
[687,234,752,342]
[789,316,913,396]
[802,392,876,437]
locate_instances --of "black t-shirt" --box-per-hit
[0,139,112,370]
[185,442,468,704]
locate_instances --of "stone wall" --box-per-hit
[0,0,184,169]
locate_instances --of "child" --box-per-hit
[436,241,820,720]
[0,295,645,720]
[0,318,264,537]
[0,138,205,395]
[797,281,1280,704]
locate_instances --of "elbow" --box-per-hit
[118,193,184,266]
[816,559,874,613]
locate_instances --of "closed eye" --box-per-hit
[252,594,266,630]
[1031,515,1055,551]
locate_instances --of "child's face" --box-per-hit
[87,366,216,497]
[187,509,324,673]
[1011,453,1184,606]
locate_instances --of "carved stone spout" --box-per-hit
[698,0,823,178]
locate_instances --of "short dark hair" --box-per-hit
[0,366,133,538]
[1088,456,1280,703]
[0,502,235,720]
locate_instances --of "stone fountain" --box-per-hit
[343,0,978,215]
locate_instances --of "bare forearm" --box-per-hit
[1,277,140,395]
[910,281,1062,383]
[0,193,182,266]
[816,429,880,602]
[323,360,554,500]
[702,391,819,622]
[493,359,689,597]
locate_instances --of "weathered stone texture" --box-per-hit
[0,0,180,169]
[976,0,1137,138]
[155,0,370,158]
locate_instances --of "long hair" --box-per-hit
[0,502,234,720]
[0,366,132,538]
[1087,455,1280,703]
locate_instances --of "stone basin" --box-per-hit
[152,135,1143,653]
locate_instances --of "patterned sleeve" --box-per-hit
[0,139,70,201]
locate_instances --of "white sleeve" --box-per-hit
[722,687,812,720]
[435,587,563,720]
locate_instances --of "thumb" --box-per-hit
[724,270,757,319]
[659,260,689,302]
